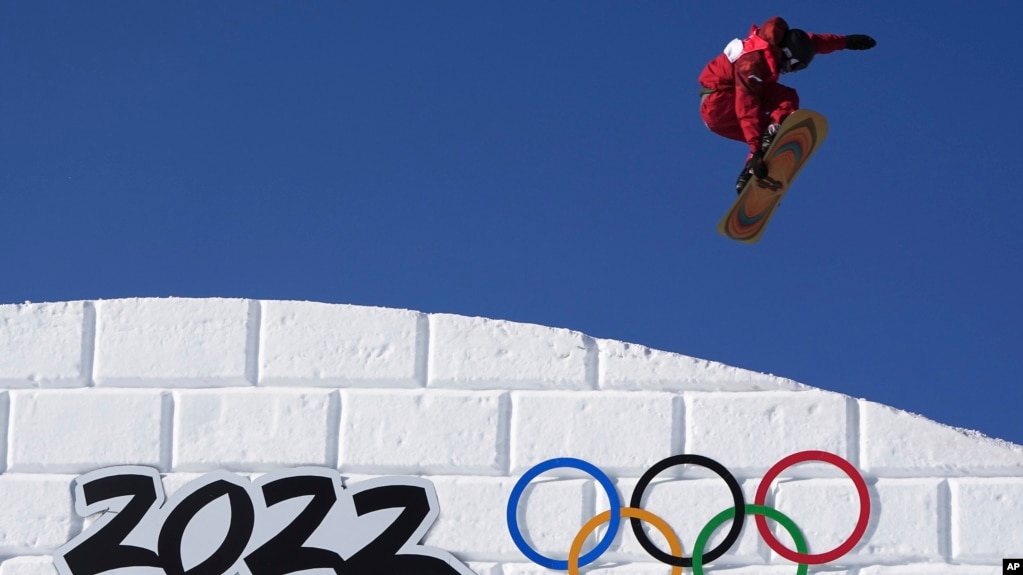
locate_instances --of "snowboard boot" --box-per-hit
[760,123,781,152]
[735,158,755,195]
[735,151,768,194]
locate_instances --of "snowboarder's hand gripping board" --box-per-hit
[717,109,828,244]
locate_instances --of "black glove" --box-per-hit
[845,34,876,50]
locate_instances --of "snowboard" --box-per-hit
[717,109,829,244]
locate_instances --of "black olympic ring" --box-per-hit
[629,454,744,568]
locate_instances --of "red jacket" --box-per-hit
[699,17,847,152]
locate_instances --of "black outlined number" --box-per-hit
[244,474,345,575]
[60,472,162,575]
[158,479,255,575]
[56,468,477,575]
[349,484,463,575]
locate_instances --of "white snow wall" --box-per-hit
[0,297,1021,575]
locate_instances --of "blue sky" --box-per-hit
[2,1,1020,446]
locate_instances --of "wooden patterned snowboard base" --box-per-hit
[717,109,828,244]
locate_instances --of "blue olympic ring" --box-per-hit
[506,458,621,570]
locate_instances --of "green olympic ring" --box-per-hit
[691,504,808,575]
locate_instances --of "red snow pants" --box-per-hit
[700,83,799,153]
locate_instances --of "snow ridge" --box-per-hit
[0,298,1020,573]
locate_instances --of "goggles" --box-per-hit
[782,47,808,72]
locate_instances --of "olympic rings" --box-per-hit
[630,454,744,568]
[692,504,808,575]
[508,451,870,572]
[506,457,621,570]
[570,508,683,575]
[754,450,871,565]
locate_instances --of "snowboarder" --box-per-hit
[698,17,876,193]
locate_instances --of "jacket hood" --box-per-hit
[757,16,789,47]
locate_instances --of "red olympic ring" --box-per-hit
[753,450,871,564]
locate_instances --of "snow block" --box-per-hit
[860,400,1023,476]
[428,314,594,390]
[510,391,678,475]
[8,389,164,473]
[340,389,508,475]
[685,390,852,474]
[93,298,253,387]
[598,338,808,392]
[259,300,426,388]
[172,388,338,471]
[0,302,91,388]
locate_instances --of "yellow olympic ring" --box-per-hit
[569,507,684,575]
